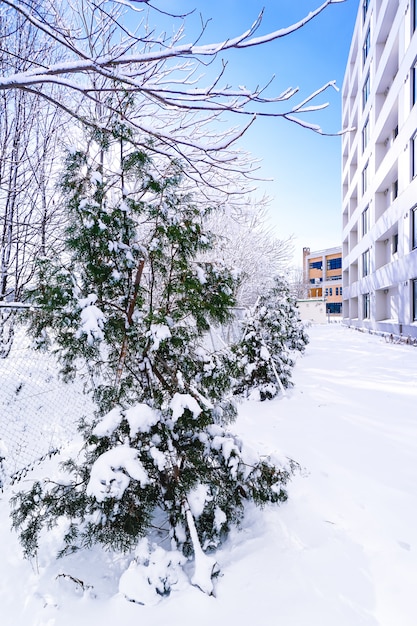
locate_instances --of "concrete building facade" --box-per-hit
[303,246,343,314]
[342,0,417,337]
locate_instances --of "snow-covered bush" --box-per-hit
[231,276,309,401]
[11,132,294,598]
[119,538,188,604]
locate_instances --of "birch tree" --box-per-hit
[0,3,66,356]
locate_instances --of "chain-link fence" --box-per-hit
[0,305,249,490]
[0,306,95,489]
[205,307,248,351]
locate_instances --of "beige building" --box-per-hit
[303,246,343,315]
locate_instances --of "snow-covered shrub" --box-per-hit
[231,275,309,400]
[11,132,294,597]
[119,539,188,604]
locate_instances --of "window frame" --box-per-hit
[412,57,417,107]
[392,233,398,255]
[362,161,369,195]
[362,205,369,236]
[363,27,371,66]
[326,302,342,315]
[362,117,370,152]
[411,131,417,179]
[412,206,417,250]
[413,278,417,321]
[392,179,398,200]
[363,0,370,24]
[326,257,342,271]
[362,72,370,110]
[363,293,370,319]
[362,248,370,277]
[309,260,322,270]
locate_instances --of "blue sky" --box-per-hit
[154,0,360,265]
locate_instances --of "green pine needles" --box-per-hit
[231,276,309,401]
[11,132,297,597]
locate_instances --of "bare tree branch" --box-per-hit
[0,0,346,139]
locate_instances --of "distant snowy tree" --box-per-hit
[287,267,310,300]
[11,130,295,598]
[0,4,66,355]
[207,201,294,307]
[231,275,309,401]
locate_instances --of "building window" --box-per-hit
[392,233,398,254]
[362,162,369,194]
[362,205,369,236]
[363,293,370,319]
[363,27,370,66]
[413,279,417,321]
[413,0,417,33]
[336,287,339,296]
[325,288,328,297]
[329,288,333,296]
[309,261,322,270]
[392,179,398,200]
[362,249,370,277]
[412,206,417,249]
[327,303,342,314]
[363,72,370,110]
[363,0,370,23]
[326,257,342,270]
[411,132,417,179]
[340,287,343,296]
[362,117,370,152]
[412,58,417,107]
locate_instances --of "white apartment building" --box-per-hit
[342,0,417,338]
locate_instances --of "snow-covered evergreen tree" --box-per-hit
[231,275,309,401]
[11,132,295,598]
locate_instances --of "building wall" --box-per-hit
[303,246,343,314]
[297,298,327,324]
[342,0,417,338]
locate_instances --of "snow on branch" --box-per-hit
[86,446,150,502]
[212,0,346,50]
[1,1,346,131]
[0,0,349,200]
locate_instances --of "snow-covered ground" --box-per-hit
[1,323,416,626]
